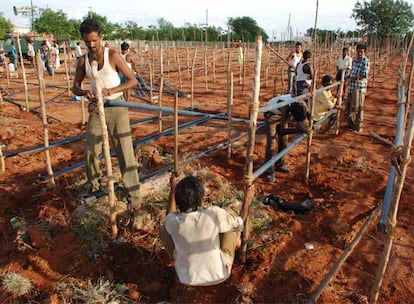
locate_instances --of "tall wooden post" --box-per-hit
[36,52,55,186]
[16,34,29,112]
[158,46,164,133]
[239,35,262,263]
[227,71,234,159]
[304,0,319,184]
[90,61,118,237]
[62,42,71,96]
[190,47,198,108]
[174,92,179,176]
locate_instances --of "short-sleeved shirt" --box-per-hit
[164,205,243,286]
[337,55,352,71]
[349,56,370,95]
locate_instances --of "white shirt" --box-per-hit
[75,44,82,58]
[296,62,312,85]
[85,47,123,100]
[289,52,301,69]
[337,55,352,71]
[266,94,292,116]
[164,205,243,286]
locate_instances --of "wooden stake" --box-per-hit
[240,35,263,263]
[158,46,164,133]
[36,52,55,186]
[204,46,208,92]
[212,49,216,83]
[174,92,179,176]
[175,45,182,89]
[304,0,319,184]
[227,71,233,159]
[191,47,198,108]
[90,61,118,238]
[16,33,29,112]
[334,71,345,135]
[5,56,10,89]
[62,42,71,97]
[0,144,5,175]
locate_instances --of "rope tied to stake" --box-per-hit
[249,103,260,113]
[389,145,411,175]
[243,173,255,185]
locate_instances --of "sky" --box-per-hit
[1,0,414,40]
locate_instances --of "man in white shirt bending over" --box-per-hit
[160,175,246,286]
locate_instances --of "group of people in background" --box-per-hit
[263,41,370,182]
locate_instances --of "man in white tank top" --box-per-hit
[72,18,142,226]
[286,42,302,95]
[120,42,141,100]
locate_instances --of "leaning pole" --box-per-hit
[239,35,262,263]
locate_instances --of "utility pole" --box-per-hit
[205,9,208,43]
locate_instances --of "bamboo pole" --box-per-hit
[242,44,247,94]
[5,56,10,88]
[265,44,290,66]
[334,71,345,135]
[149,62,155,103]
[204,46,208,92]
[62,42,71,97]
[90,61,117,237]
[158,46,164,133]
[190,47,198,108]
[369,51,414,304]
[304,0,319,184]
[265,50,270,88]
[80,83,86,125]
[212,49,216,83]
[36,52,55,186]
[227,71,234,160]
[0,144,4,175]
[16,34,29,112]
[186,46,190,80]
[174,92,179,176]
[175,45,183,90]
[239,35,262,263]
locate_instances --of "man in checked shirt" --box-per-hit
[346,44,370,132]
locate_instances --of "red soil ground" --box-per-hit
[0,45,413,303]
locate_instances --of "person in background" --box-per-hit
[160,175,245,286]
[120,42,141,100]
[9,41,18,70]
[71,18,142,224]
[286,42,303,95]
[263,94,292,182]
[313,75,337,131]
[282,50,313,135]
[40,41,53,76]
[27,39,35,68]
[75,41,82,60]
[295,50,313,96]
[336,47,352,98]
[346,44,370,132]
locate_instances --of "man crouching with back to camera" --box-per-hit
[160,175,246,286]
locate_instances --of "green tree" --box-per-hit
[352,0,414,38]
[0,12,13,38]
[229,16,269,42]
[34,8,71,35]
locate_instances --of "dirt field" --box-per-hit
[0,44,413,303]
